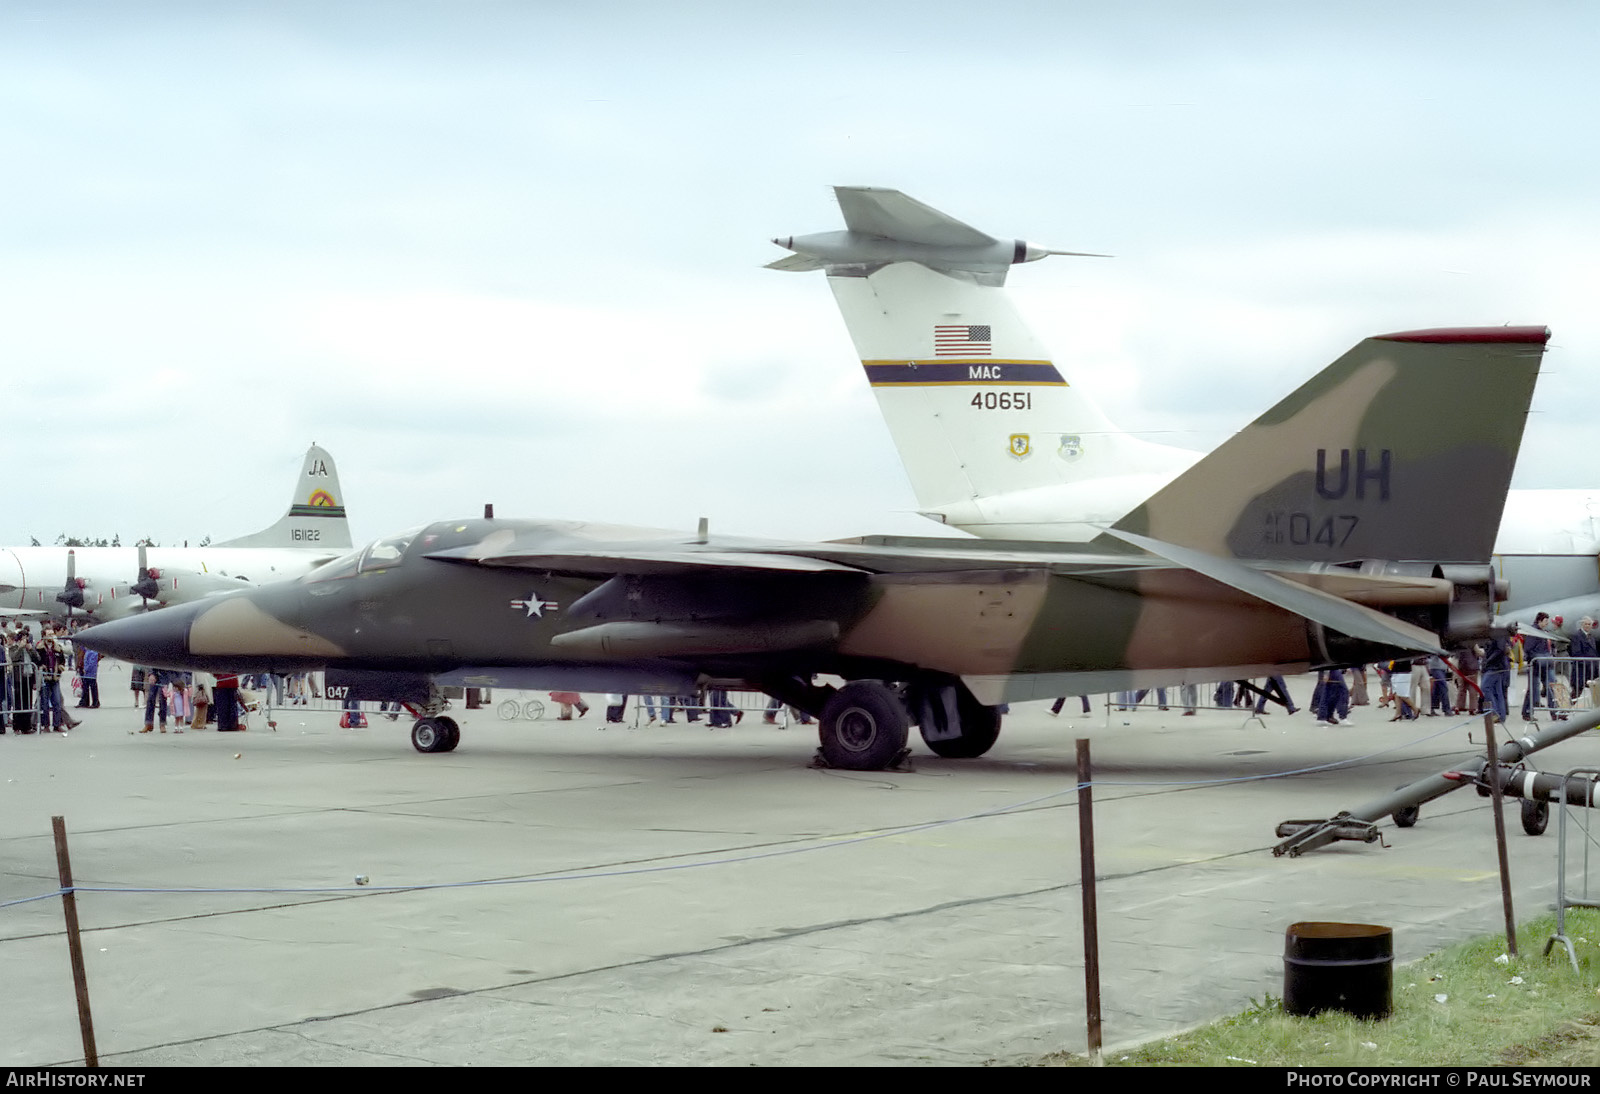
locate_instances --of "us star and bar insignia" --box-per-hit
[510,592,559,618]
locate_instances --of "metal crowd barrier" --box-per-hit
[614,690,801,728]
[5,656,805,734]
[496,690,800,728]
[1544,766,1600,972]
[1,668,77,731]
[248,675,799,731]
[1100,677,1357,717]
[1522,656,1600,723]
[1104,686,1283,716]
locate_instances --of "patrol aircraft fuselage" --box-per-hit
[0,445,353,623]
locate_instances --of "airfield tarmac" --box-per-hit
[4,664,1599,1067]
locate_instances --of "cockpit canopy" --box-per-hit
[302,526,425,583]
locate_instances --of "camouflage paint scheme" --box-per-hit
[1113,328,1544,565]
[77,327,1546,767]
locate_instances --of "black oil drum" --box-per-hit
[1283,921,1393,1019]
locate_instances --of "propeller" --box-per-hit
[54,549,86,617]
[131,543,160,608]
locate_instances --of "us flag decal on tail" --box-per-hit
[934,324,991,356]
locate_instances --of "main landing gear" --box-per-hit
[818,681,911,770]
[913,681,1002,759]
[405,686,460,754]
[814,678,1004,771]
[411,716,460,753]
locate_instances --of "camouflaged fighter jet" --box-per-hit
[76,327,1544,770]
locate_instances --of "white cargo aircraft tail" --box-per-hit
[215,443,353,550]
[769,186,1198,540]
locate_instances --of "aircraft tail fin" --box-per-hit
[215,444,352,550]
[1109,328,1549,564]
[772,187,1189,531]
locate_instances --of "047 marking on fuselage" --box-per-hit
[1261,512,1360,549]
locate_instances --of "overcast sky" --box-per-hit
[4,1,1596,549]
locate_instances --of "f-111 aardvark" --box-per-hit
[78,326,1546,769]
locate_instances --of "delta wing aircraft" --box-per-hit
[770,186,1596,631]
[0,444,353,623]
[79,329,1544,770]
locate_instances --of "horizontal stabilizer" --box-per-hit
[771,186,1096,288]
[835,186,996,248]
[1106,528,1444,654]
[763,253,828,273]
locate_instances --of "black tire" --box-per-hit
[819,681,910,770]
[921,688,1003,759]
[411,718,448,754]
[438,716,461,753]
[1521,798,1549,836]
[1393,804,1420,828]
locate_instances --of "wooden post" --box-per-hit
[1077,739,1103,1064]
[1483,716,1518,956]
[52,816,98,1066]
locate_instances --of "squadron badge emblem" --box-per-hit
[1008,433,1031,459]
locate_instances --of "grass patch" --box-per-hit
[1047,908,1600,1066]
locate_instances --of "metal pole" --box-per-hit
[1555,779,1569,952]
[1274,703,1600,855]
[1483,715,1518,957]
[1076,739,1102,1064]
[51,815,97,1066]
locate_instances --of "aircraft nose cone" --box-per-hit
[75,600,205,668]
